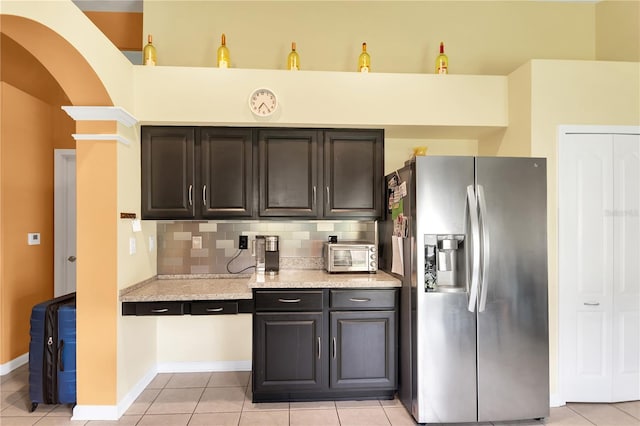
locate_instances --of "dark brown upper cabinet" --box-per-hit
[142,127,384,220]
[141,126,253,219]
[200,127,253,218]
[323,130,384,218]
[258,129,321,217]
[141,126,196,219]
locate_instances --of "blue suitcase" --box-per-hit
[28,293,76,412]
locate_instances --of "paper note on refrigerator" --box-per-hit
[391,235,404,276]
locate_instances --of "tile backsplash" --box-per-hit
[157,220,376,275]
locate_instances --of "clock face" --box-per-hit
[249,88,278,117]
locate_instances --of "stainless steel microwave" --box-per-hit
[323,242,377,273]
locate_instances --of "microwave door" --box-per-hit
[350,251,368,268]
[333,250,353,267]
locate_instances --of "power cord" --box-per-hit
[226,249,255,274]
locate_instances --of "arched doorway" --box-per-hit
[1,13,120,410]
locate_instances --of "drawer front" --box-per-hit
[330,289,397,310]
[255,290,323,312]
[134,301,184,316]
[191,301,238,315]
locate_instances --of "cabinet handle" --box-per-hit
[312,186,316,208]
[151,308,169,313]
[206,307,224,312]
[188,185,193,206]
[349,297,371,303]
[584,302,600,306]
[202,185,207,206]
[332,337,336,359]
[326,186,329,205]
[317,337,321,359]
[277,298,301,303]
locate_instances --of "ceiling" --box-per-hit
[72,0,142,13]
[72,0,599,13]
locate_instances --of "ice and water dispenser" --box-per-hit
[425,235,466,292]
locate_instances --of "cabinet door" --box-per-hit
[258,129,320,217]
[559,133,614,401]
[612,134,640,401]
[200,128,253,218]
[253,312,324,392]
[323,130,384,218]
[330,310,396,390]
[141,127,195,219]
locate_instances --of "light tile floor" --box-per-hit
[1,365,639,425]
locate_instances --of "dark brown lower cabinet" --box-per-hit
[253,312,324,393]
[252,288,397,402]
[330,311,396,390]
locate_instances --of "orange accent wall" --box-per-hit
[1,15,112,107]
[83,11,143,51]
[53,106,77,150]
[0,29,75,365]
[76,138,118,404]
[76,120,118,135]
[0,82,55,363]
[1,34,70,105]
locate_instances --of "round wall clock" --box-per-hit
[248,88,278,117]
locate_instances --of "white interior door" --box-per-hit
[559,128,640,403]
[54,149,77,297]
[612,134,640,401]
[559,133,614,402]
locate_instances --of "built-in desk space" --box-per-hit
[120,274,253,316]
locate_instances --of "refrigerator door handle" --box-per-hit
[477,185,491,312]
[466,185,480,312]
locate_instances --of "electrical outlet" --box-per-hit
[239,235,248,250]
[192,236,203,249]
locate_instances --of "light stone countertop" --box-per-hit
[248,270,401,289]
[120,276,253,302]
[120,270,400,303]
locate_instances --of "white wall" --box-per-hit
[157,316,252,370]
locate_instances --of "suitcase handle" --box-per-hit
[58,340,64,371]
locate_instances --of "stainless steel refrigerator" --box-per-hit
[381,156,549,424]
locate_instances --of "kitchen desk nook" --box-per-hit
[120,270,400,403]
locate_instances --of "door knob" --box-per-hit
[67,256,77,262]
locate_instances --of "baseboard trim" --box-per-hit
[0,353,28,376]
[550,393,565,407]
[116,365,158,418]
[72,404,119,421]
[157,360,251,373]
[72,361,250,420]
[72,365,157,421]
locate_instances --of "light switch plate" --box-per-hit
[28,233,41,245]
[129,237,136,255]
[149,236,155,251]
